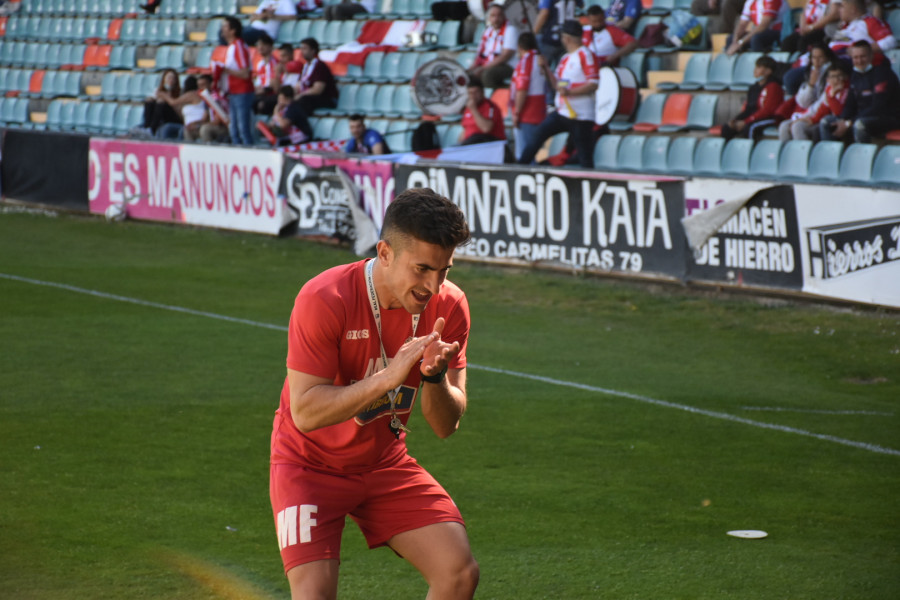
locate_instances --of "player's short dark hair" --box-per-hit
[756,55,777,72]
[223,15,242,37]
[826,62,850,78]
[300,37,319,53]
[382,189,470,250]
[198,73,213,84]
[278,43,293,53]
[256,32,274,46]
[349,113,365,123]
[278,85,294,98]
[587,5,605,16]
[467,76,484,89]
[518,31,537,51]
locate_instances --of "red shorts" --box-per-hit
[270,455,465,573]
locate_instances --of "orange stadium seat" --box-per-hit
[656,92,692,132]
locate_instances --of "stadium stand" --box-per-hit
[0,0,897,187]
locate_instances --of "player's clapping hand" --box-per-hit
[420,318,459,378]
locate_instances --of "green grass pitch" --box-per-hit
[1,209,898,599]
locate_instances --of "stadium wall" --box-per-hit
[1,130,898,308]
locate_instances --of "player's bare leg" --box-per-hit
[286,559,340,600]
[389,522,479,600]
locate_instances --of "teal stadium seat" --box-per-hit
[593,134,622,171]
[720,138,754,177]
[806,141,844,183]
[729,52,762,91]
[776,139,812,181]
[837,143,878,186]
[326,82,360,115]
[748,139,782,178]
[685,93,718,130]
[617,134,647,172]
[642,135,671,173]
[659,53,709,91]
[628,93,667,132]
[386,120,413,152]
[72,100,91,131]
[373,84,400,117]
[703,53,736,91]
[692,136,725,176]
[373,52,402,83]
[871,145,900,187]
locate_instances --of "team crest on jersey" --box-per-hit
[354,384,417,425]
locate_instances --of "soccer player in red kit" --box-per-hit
[270,188,479,599]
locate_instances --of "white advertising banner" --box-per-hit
[88,139,290,235]
[794,185,900,308]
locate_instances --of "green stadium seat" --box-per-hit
[628,93,667,133]
[386,120,413,152]
[641,135,671,173]
[721,138,753,177]
[685,93,718,130]
[703,53,736,91]
[617,134,647,171]
[666,133,698,176]
[373,84,400,117]
[658,53,708,91]
[72,100,91,131]
[372,52,402,83]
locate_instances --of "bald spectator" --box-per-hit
[468,3,519,89]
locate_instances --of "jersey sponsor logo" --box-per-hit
[276,504,318,550]
[354,384,417,425]
[346,329,370,340]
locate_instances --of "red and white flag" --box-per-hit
[320,20,427,67]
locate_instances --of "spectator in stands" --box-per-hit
[138,68,183,137]
[244,0,299,46]
[268,85,312,144]
[725,0,783,55]
[779,42,834,114]
[720,54,784,140]
[519,20,599,168]
[511,31,547,161]
[293,38,339,116]
[606,0,642,35]
[582,5,639,67]
[780,0,840,54]
[820,39,900,143]
[690,0,744,36]
[458,78,507,145]
[196,74,231,143]
[780,62,850,140]
[253,33,280,116]
[275,43,303,89]
[221,16,256,145]
[432,0,470,21]
[827,0,897,57]
[156,76,209,140]
[533,0,583,66]
[345,114,390,154]
[324,0,373,20]
[296,0,321,14]
[468,3,519,89]
[139,0,162,14]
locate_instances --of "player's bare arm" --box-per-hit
[288,329,439,432]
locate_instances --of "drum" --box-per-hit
[502,0,538,31]
[411,58,470,117]
[594,66,639,126]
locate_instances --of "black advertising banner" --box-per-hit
[685,185,803,290]
[280,158,378,255]
[806,216,900,280]
[394,164,686,279]
[1,129,89,211]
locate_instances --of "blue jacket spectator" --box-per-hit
[607,0,642,35]
[345,114,390,154]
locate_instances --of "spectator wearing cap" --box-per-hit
[458,78,507,145]
[468,3,519,89]
[519,19,599,168]
[244,0,298,46]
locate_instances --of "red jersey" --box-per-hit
[225,38,254,94]
[254,54,279,89]
[510,49,547,125]
[740,0,783,27]
[807,84,849,124]
[461,98,507,140]
[582,24,634,64]
[271,260,470,473]
[744,79,784,124]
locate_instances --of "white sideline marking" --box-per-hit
[4,272,899,458]
[742,406,894,417]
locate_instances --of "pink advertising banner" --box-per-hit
[88,139,289,235]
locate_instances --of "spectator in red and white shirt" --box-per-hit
[253,32,280,116]
[726,0,782,55]
[275,43,302,89]
[582,5,638,67]
[510,31,547,161]
[518,20,599,168]
[783,63,851,140]
[721,55,784,140]
[828,0,896,56]
[468,3,519,89]
[458,78,507,145]
[781,0,839,53]
[221,16,255,145]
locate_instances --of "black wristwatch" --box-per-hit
[421,366,447,384]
